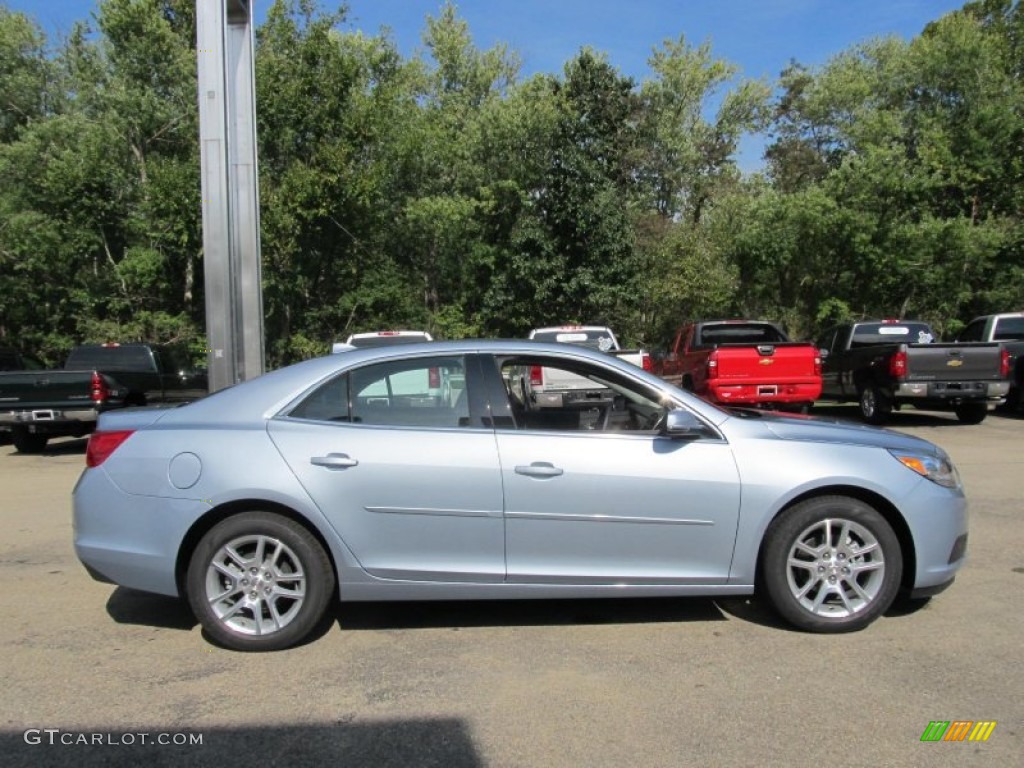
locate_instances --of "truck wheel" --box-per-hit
[12,431,47,454]
[858,385,891,425]
[954,402,987,424]
[760,496,902,633]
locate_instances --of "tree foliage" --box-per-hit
[1,0,1022,367]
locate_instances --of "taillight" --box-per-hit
[428,367,440,388]
[706,356,719,379]
[641,353,652,372]
[90,371,110,403]
[999,347,1010,379]
[813,355,822,376]
[889,350,907,379]
[86,430,135,467]
[529,365,543,386]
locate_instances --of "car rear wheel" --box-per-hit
[858,384,891,425]
[186,512,335,652]
[954,402,987,424]
[761,496,902,633]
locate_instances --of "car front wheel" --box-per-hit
[186,512,335,651]
[761,496,902,633]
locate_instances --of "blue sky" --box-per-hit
[6,0,969,169]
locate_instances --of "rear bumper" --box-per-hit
[708,380,822,406]
[0,408,98,436]
[894,380,1009,402]
[73,466,208,597]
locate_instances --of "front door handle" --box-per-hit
[514,462,564,478]
[311,453,359,470]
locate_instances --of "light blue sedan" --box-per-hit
[73,341,967,651]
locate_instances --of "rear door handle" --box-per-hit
[311,453,359,470]
[514,462,564,478]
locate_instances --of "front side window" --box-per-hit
[496,356,670,433]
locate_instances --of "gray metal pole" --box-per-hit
[197,0,265,392]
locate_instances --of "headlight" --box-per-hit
[888,450,961,489]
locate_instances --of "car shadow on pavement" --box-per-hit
[1,718,482,768]
[3,436,88,457]
[334,596,728,631]
[106,587,197,631]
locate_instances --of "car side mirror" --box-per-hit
[662,409,706,439]
[818,348,830,360]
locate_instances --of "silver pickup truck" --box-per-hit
[518,326,650,408]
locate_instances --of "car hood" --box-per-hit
[724,409,946,457]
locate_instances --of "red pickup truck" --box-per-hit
[654,320,822,411]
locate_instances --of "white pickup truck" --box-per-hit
[521,325,651,408]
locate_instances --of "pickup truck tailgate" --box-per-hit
[714,343,819,381]
[905,343,1005,381]
[0,371,97,410]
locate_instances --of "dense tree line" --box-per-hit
[0,0,1021,366]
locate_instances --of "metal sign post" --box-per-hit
[197,0,265,391]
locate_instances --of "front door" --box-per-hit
[486,353,741,584]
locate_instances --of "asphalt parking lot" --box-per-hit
[1,405,1021,767]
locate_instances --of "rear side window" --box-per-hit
[350,356,468,427]
[290,356,469,428]
[992,317,1024,341]
[289,374,351,422]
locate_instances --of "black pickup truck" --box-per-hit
[0,343,207,453]
[815,320,1010,424]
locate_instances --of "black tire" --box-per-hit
[12,430,47,454]
[954,402,987,424]
[858,384,891,425]
[186,512,335,652]
[761,495,902,633]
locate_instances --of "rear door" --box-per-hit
[269,353,506,582]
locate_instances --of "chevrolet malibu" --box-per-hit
[73,341,967,651]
